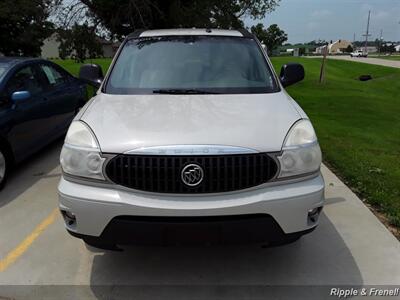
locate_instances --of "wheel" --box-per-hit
[0,146,9,190]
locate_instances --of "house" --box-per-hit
[328,40,352,54]
[395,45,400,52]
[40,33,120,59]
[356,46,378,53]
[278,44,317,56]
[97,38,120,58]
[41,33,60,59]
[315,45,328,54]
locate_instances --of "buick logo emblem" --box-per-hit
[181,164,204,187]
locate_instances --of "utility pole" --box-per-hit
[319,45,328,84]
[378,29,383,56]
[362,10,371,54]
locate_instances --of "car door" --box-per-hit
[38,63,79,134]
[5,64,49,160]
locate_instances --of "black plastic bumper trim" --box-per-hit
[68,214,316,247]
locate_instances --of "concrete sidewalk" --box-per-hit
[308,55,400,69]
[0,142,399,299]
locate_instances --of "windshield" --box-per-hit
[105,36,279,94]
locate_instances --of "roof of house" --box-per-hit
[332,39,350,43]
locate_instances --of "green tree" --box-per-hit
[250,23,268,44]
[251,23,287,55]
[58,23,103,62]
[58,0,280,39]
[0,0,54,56]
[345,45,353,53]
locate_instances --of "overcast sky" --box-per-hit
[245,0,400,44]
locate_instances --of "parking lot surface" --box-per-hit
[0,140,400,299]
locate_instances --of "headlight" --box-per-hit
[277,119,322,178]
[60,121,105,180]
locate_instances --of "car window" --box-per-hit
[40,64,67,86]
[106,36,279,94]
[6,66,43,96]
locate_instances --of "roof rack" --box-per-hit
[127,29,146,39]
[237,28,253,38]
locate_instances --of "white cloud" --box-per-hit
[374,10,390,20]
[361,3,374,13]
[306,21,318,30]
[311,9,332,18]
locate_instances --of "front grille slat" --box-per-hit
[106,153,278,194]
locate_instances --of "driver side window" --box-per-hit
[40,64,67,87]
[0,90,9,107]
[6,66,43,96]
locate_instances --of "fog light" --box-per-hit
[62,210,76,226]
[308,207,322,223]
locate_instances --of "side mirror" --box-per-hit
[79,64,104,88]
[280,63,305,87]
[11,91,31,102]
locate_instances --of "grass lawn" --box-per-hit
[54,57,400,228]
[52,58,112,97]
[51,58,112,77]
[271,57,400,227]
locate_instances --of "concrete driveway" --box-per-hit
[0,140,399,299]
[312,55,400,69]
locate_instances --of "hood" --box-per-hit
[81,92,302,153]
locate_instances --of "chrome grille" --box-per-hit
[105,153,278,194]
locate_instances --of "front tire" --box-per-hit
[0,147,9,190]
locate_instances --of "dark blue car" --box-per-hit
[0,57,87,189]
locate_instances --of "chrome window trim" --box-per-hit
[123,145,259,156]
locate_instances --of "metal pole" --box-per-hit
[378,29,383,56]
[363,10,371,55]
[319,46,328,84]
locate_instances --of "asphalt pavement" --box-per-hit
[310,55,400,69]
[0,140,399,299]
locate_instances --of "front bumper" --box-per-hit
[58,174,324,243]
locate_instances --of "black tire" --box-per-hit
[0,146,9,191]
[359,75,372,81]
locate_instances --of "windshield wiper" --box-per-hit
[152,89,219,94]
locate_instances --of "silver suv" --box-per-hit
[58,29,324,249]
